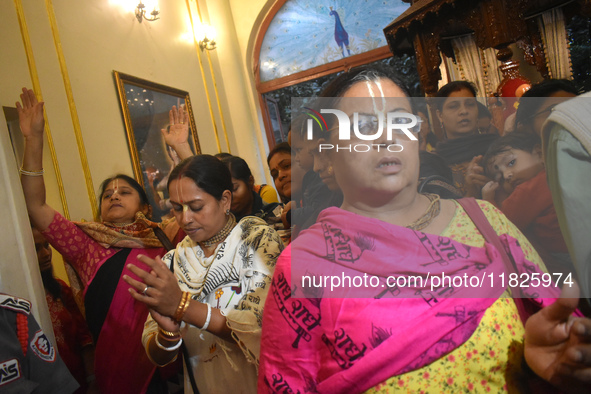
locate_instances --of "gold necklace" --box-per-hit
[200,213,237,248]
[109,221,134,227]
[405,193,441,231]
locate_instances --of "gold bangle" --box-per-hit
[172,292,185,321]
[158,327,181,340]
[179,294,191,321]
[159,327,181,337]
[173,291,189,323]
[19,167,44,176]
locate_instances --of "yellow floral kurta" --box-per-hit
[367,200,545,393]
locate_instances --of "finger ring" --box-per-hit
[142,285,150,296]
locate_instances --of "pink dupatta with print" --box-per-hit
[258,207,559,394]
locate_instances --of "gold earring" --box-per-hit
[327,166,334,176]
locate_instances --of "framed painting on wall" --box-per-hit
[114,71,201,221]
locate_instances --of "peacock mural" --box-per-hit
[259,0,410,81]
[329,7,351,58]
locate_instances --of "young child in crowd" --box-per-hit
[481,132,573,276]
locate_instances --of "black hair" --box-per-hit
[318,66,413,99]
[515,79,578,128]
[414,97,429,117]
[41,270,62,300]
[291,114,311,139]
[418,152,463,199]
[419,150,454,182]
[214,152,233,160]
[267,142,292,166]
[97,174,150,218]
[309,66,415,136]
[221,155,253,186]
[421,130,439,147]
[30,224,62,300]
[434,81,478,110]
[482,132,542,177]
[168,154,233,201]
[477,102,492,119]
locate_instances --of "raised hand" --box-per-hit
[17,87,56,231]
[16,88,44,139]
[161,105,189,148]
[525,282,591,393]
[145,167,159,186]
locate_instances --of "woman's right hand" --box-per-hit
[525,282,591,393]
[123,254,184,318]
[162,105,189,146]
[161,105,193,160]
[16,88,44,139]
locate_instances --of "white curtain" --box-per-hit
[451,34,487,102]
[438,59,450,90]
[480,47,503,96]
[438,55,460,90]
[538,8,573,79]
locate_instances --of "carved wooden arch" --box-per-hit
[384,0,589,96]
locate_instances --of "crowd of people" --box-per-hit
[5,61,591,393]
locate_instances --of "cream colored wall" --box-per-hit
[51,0,222,196]
[198,0,274,186]
[2,0,274,221]
[226,0,277,186]
[0,0,276,333]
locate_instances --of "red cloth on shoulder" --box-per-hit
[46,280,93,393]
[501,169,568,254]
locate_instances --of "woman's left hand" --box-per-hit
[149,308,181,333]
[524,282,591,393]
[123,255,183,318]
[464,155,490,198]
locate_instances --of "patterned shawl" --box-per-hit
[75,212,179,248]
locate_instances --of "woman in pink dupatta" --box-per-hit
[17,88,190,393]
[258,69,591,393]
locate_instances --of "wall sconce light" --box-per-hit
[195,24,217,51]
[135,1,159,23]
